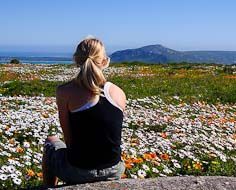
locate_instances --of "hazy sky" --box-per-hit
[0,0,236,53]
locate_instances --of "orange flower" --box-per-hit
[143,152,157,161]
[161,132,167,139]
[36,172,43,178]
[9,138,15,144]
[224,75,236,79]
[229,118,235,122]
[125,162,133,169]
[193,162,202,170]
[125,159,134,169]
[160,153,170,160]
[220,118,227,123]
[149,152,157,159]
[16,147,24,153]
[132,157,144,164]
[232,134,236,140]
[143,153,153,161]
[27,169,35,177]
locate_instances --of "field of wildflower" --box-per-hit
[0,62,235,189]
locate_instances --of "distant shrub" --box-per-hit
[223,66,235,74]
[9,59,21,64]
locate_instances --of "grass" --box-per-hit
[109,74,236,104]
[0,80,62,97]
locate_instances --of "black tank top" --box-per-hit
[67,94,123,170]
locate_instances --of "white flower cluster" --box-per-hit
[0,95,235,186]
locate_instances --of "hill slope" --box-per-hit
[110,45,236,64]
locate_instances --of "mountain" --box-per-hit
[110,45,236,64]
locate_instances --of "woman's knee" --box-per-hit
[45,136,59,143]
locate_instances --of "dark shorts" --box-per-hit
[43,138,126,184]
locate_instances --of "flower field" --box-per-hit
[0,63,235,189]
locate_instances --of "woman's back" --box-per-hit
[67,82,124,169]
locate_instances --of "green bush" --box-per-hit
[9,59,21,64]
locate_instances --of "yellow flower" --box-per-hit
[42,113,49,118]
[211,161,220,165]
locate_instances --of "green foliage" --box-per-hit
[109,74,236,104]
[9,59,21,64]
[1,80,63,96]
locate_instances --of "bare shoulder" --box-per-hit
[109,82,126,98]
[56,80,74,101]
[108,82,126,111]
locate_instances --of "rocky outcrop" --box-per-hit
[50,176,236,190]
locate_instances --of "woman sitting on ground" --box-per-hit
[42,37,126,187]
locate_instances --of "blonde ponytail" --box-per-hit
[73,38,109,95]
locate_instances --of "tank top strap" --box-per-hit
[103,82,123,111]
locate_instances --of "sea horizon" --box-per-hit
[0,51,73,64]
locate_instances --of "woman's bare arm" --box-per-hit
[56,86,71,146]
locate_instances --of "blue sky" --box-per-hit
[0,0,236,53]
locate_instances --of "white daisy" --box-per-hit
[0,174,8,181]
[13,178,22,185]
[173,163,181,169]
[1,165,8,172]
[15,170,22,176]
[130,174,138,179]
[137,169,146,178]
[7,165,16,173]
[152,167,159,173]
[142,164,150,171]
[23,142,30,148]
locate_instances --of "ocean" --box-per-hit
[0,52,73,64]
